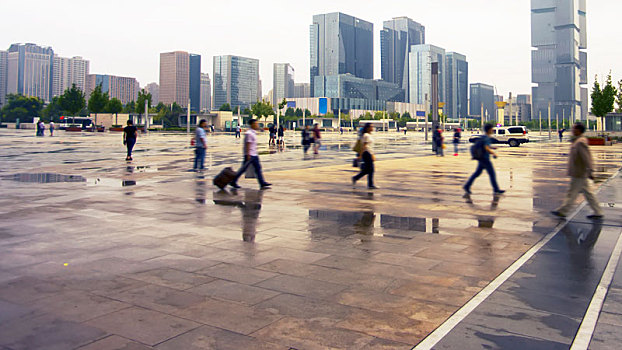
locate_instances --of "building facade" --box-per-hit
[52,55,90,97]
[0,50,7,107]
[159,51,190,108]
[310,12,373,95]
[380,17,425,100]
[6,43,55,102]
[273,63,295,106]
[313,74,404,103]
[144,82,159,104]
[469,83,495,121]
[531,0,587,120]
[294,83,311,98]
[200,73,211,112]
[445,52,468,119]
[87,74,139,105]
[408,44,445,106]
[189,54,201,112]
[213,55,259,110]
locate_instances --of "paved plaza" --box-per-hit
[1,129,622,349]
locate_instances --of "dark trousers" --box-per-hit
[465,158,500,192]
[194,147,206,170]
[235,131,240,138]
[126,138,136,158]
[233,156,267,186]
[353,151,374,187]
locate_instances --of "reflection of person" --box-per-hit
[352,123,377,189]
[552,122,603,220]
[230,119,272,189]
[301,126,311,154]
[464,124,505,195]
[123,120,138,161]
[193,119,208,171]
[240,189,264,242]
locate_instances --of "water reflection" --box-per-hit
[213,188,264,242]
[561,220,603,249]
[5,173,86,183]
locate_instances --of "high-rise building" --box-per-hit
[531,0,587,120]
[213,55,259,110]
[144,82,159,104]
[87,74,139,105]
[294,83,311,98]
[273,63,295,106]
[469,83,495,121]
[6,43,54,102]
[380,17,425,99]
[0,50,8,107]
[408,44,445,106]
[159,51,195,108]
[504,94,533,123]
[189,54,201,112]
[52,55,90,97]
[310,12,373,95]
[445,52,468,119]
[200,73,211,112]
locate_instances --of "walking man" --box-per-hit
[453,128,461,156]
[230,119,272,189]
[558,128,566,142]
[194,119,208,171]
[235,124,241,138]
[312,124,321,154]
[463,123,505,195]
[301,125,312,154]
[552,122,603,220]
[352,123,377,189]
[49,121,55,136]
[123,120,138,161]
[277,125,284,145]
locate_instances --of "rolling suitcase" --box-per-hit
[213,167,236,189]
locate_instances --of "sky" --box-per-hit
[1,0,621,98]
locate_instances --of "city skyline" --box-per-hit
[1,0,621,100]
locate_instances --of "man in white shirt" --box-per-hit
[230,119,272,189]
[193,119,208,171]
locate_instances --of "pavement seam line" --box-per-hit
[412,168,622,350]
[569,226,622,350]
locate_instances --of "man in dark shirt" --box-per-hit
[123,120,138,161]
[463,124,505,195]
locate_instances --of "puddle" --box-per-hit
[4,173,86,183]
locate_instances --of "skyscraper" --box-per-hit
[144,82,159,104]
[310,12,373,96]
[52,55,90,97]
[294,83,311,98]
[409,44,445,106]
[531,0,587,120]
[6,43,54,102]
[273,63,295,106]
[445,52,468,119]
[86,74,139,105]
[380,17,425,99]
[200,73,211,112]
[469,83,495,121]
[213,55,259,110]
[0,50,7,107]
[159,51,192,108]
[189,54,201,112]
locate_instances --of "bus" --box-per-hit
[58,116,94,130]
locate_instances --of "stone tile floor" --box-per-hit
[0,129,621,349]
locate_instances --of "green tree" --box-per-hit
[591,74,617,133]
[58,84,86,116]
[373,111,384,120]
[295,108,303,117]
[402,111,412,120]
[325,112,334,118]
[0,94,44,123]
[251,100,275,124]
[285,107,296,117]
[105,98,123,125]
[123,101,136,114]
[304,109,311,117]
[219,103,232,111]
[155,102,167,112]
[87,84,109,114]
[42,96,64,121]
[243,108,251,115]
[135,89,152,116]
[616,79,622,113]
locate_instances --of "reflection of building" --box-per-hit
[86,74,140,105]
[445,52,468,119]
[294,83,311,98]
[200,73,211,112]
[273,63,295,106]
[213,55,259,110]
[144,82,159,104]
[0,50,7,106]
[469,83,495,121]
[6,43,54,102]
[409,44,445,106]
[531,0,587,121]
[52,55,89,97]
[380,17,425,99]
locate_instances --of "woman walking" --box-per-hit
[312,124,321,154]
[123,120,138,161]
[352,123,377,189]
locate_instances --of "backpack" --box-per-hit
[470,137,486,161]
[352,138,363,154]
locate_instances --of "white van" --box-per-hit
[469,126,529,147]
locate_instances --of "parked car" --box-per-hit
[469,126,529,147]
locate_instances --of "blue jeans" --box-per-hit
[126,138,136,158]
[194,147,206,170]
[464,158,500,192]
[232,156,267,186]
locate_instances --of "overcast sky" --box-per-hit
[2,0,621,98]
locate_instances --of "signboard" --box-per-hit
[416,111,426,117]
[287,101,296,109]
[319,98,328,115]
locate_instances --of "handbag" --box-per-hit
[352,139,363,153]
[244,162,256,179]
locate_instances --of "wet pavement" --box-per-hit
[0,129,621,349]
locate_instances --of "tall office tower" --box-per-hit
[408,44,445,106]
[213,55,259,110]
[86,74,139,105]
[144,82,159,104]
[52,55,90,97]
[200,73,211,112]
[445,52,468,119]
[0,50,7,107]
[159,51,190,108]
[6,43,54,102]
[380,17,425,100]
[516,94,533,122]
[189,54,201,112]
[294,83,311,98]
[258,78,263,102]
[469,83,495,121]
[531,0,587,120]
[273,63,295,106]
[310,12,373,96]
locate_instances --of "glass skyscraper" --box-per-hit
[380,17,425,100]
[445,52,468,119]
[189,54,201,112]
[409,44,445,106]
[531,0,587,120]
[213,55,259,110]
[273,63,295,106]
[310,12,373,96]
[469,83,495,121]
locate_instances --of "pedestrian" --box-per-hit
[352,123,377,189]
[453,128,461,156]
[235,124,241,138]
[49,121,55,136]
[301,125,312,154]
[193,119,208,171]
[36,120,45,137]
[558,128,565,142]
[340,127,344,135]
[277,125,284,145]
[463,123,505,195]
[435,127,444,157]
[269,124,276,145]
[313,124,322,154]
[229,119,272,189]
[123,120,138,161]
[404,127,407,135]
[552,122,603,220]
